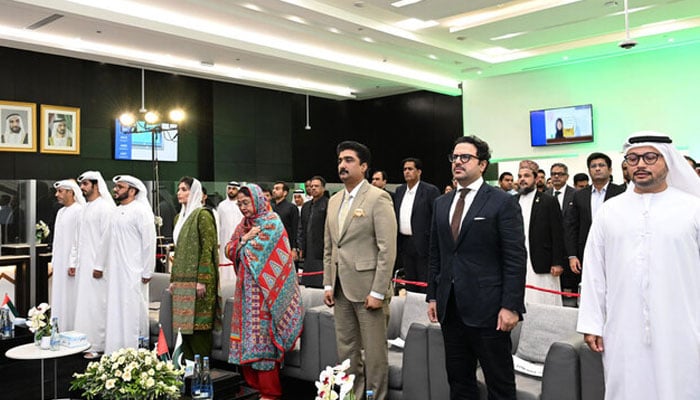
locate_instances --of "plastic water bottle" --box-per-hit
[200,356,213,399]
[1,309,11,338]
[366,389,375,400]
[49,317,60,351]
[191,354,202,398]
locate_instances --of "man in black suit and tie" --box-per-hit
[394,158,440,293]
[545,163,575,214]
[427,136,526,400]
[564,152,625,286]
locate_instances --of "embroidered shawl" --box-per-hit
[227,184,304,369]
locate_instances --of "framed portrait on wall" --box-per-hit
[0,100,37,152]
[40,104,80,155]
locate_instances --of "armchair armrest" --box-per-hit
[541,335,584,400]
[579,341,605,400]
[401,322,431,400]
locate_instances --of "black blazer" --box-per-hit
[272,199,299,249]
[518,191,566,273]
[545,185,576,215]
[297,196,328,260]
[427,183,527,328]
[563,183,625,259]
[394,181,440,257]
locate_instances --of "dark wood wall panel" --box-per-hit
[1,47,462,187]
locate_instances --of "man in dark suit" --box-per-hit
[394,157,440,292]
[517,160,566,305]
[298,175,328,288]
[545,162,575,214]
[564,152,625,288]
[271,181,299,259]
[427,136,526,400]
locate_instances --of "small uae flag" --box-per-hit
[1,293,18,322]
[172,328,184,370]
[156,324,170,361]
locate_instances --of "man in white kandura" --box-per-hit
[577,132,700,399]
[101,175,156,354]
[217,181,243,282]
[50,179,85,331]
[73,171,116,359]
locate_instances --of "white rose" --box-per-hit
[105,379,116,389]
[122,370,132,382]
[146,377,155,388]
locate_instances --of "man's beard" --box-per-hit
[115,191,129,202]
[10,126,21,134]
[227,192,236,200]
[519,185,535,195]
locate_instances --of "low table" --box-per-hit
[5,342,90,399]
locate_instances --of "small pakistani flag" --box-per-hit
[1,293,18,321]
[172,328,184,370]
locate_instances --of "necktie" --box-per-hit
[450,189,469,241]
[338,194,352,234]
[554,190,562,209]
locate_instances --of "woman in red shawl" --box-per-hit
[226,183,303,400]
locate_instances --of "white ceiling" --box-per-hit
[1,0,699,99]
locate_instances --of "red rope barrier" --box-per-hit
[219,262,234,267]
[297,270,324,277]
[525,284,580,297]
[392,278,428,288]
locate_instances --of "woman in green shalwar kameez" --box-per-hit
[170,176,219,361]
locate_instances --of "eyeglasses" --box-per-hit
[624,152,662,166]
[448,153,478,163]
[550,172,568,177]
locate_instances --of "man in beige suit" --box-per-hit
[324,140,398,400]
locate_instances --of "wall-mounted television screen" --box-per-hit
[114,119,178,162]
[530,104,593,146]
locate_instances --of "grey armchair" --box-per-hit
[315,292,437,400]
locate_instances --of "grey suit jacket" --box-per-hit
[323,181,397,302]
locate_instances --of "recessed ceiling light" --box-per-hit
[668,37,675,43]
[242,3,263,12]
[562,56,569,60]
[428,54,438,60]
[490,32,526,41]
[286,16,307,25]
[395,18,438,31]
[391,0,423,7]
[362,37,375,43]
[328,27,341,34]
[448,0,583,32]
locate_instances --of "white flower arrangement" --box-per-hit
[27,303,51,337]
[315,359,356,400]
[35,220,50,242]
[71,348,183,400]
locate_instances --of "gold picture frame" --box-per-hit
[0,100,37,152]
[40,104,80,155]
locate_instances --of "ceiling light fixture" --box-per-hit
[395,18,439,31]
[362,37,375,43]
[286,16,308,25]
[391,0,423,8]
[447,0,583,32]
[304,94,311,130]
[490,32,527,41]
[618,0,637,49]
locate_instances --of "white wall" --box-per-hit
[462,41,700,184]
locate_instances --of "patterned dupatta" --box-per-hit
[228,184,303,364]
